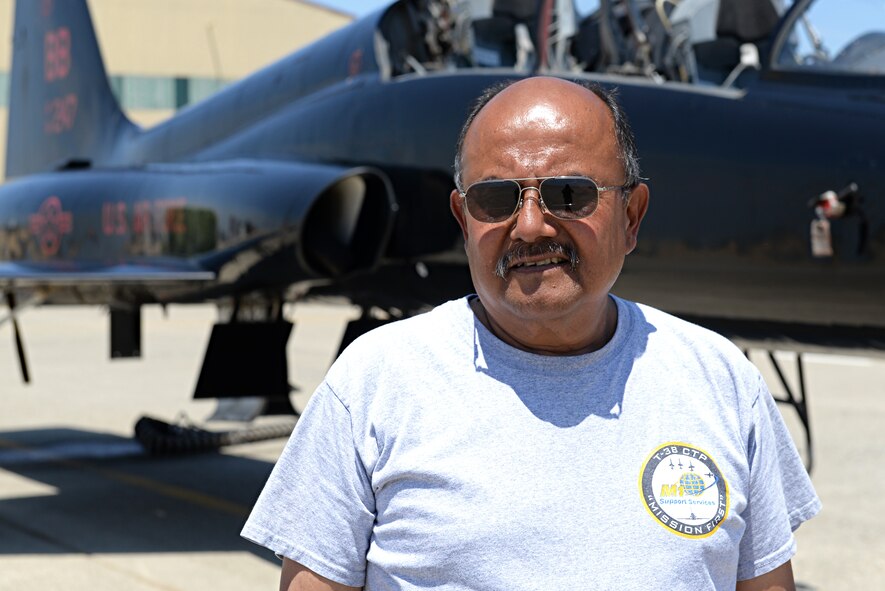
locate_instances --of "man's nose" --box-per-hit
[510,190,557,242]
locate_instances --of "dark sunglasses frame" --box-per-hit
[459,176,630,223]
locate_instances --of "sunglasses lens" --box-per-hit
[540,177,599,219]
[464,177,602,222]
[465,181,520,222]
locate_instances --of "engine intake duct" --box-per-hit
[301,170,396,278]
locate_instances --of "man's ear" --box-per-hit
[450,189,470,241]
[624,182,649,254]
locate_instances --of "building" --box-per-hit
[0,0,353,180]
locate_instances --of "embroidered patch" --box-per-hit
[639,442,729,538]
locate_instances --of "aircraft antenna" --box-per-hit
[206,24,225,82]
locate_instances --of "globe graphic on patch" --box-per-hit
[679,473,706,496]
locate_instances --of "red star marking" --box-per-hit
[29,196,73,257]
[348,49,363,78]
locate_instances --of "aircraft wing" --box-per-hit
[0,261,215,284]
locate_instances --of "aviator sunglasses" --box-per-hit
[460,176,630,223]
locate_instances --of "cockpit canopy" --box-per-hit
[373,0,884,86]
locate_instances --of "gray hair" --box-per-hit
[452,79,642,194]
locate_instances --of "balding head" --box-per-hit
[453,77,641,192]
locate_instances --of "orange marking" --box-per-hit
[348,49,363,78]
[29,196,73,257]
[44,93,78,135]
[102,202,128,236]
[44,27,71,82]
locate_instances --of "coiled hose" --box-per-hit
[134,416,297,455]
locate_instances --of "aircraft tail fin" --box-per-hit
[5,0,136,178]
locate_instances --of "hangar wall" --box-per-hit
[0,0,353,180]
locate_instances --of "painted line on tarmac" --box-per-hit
[0,511,82,553]
[0,465,191,591]
[0,510,187,591]
[0,437,251,518]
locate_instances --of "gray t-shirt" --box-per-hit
[242,296,820,590]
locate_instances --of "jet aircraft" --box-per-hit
[0,0,883,464]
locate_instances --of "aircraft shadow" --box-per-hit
[0,426,278,562]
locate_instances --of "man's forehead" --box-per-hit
[462,79,617,175]
[521,102,566,128]
[468,79,610,140]
[493,78,600,109]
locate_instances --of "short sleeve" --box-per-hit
[737,376,821,581]
[241,383,376,588]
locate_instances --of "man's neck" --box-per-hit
[471,296,618,356]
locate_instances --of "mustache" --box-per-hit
[494,241,580,278]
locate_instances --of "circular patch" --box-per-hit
[639,442,729,539]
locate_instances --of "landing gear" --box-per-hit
[2,291,34,383]
[133,300,413,455]
[336,306,402,357]
[746,350,813,473]
[135,296,301,455]
[192,297,297,414]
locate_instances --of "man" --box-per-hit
[242,77,819,591]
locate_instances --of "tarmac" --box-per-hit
[0,303,882,590]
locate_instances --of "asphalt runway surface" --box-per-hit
[0,303,882,590]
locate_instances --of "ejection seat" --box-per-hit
[669,0,781,85]
[469,0,536,69]
[379,0,457,76]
